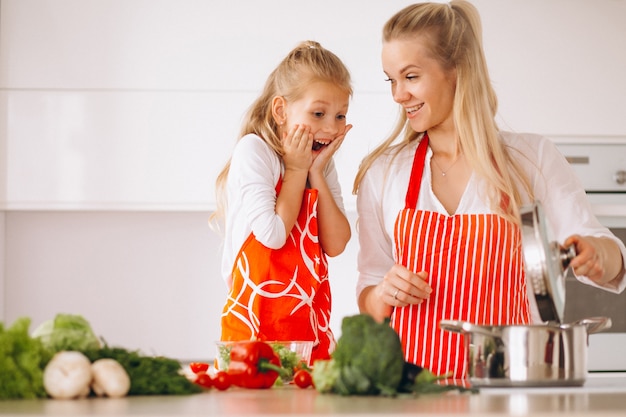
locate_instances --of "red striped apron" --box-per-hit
[391,135,531,379]
[220,179,334,362]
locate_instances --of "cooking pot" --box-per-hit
[440,317,612,387]
[439,201,612,386]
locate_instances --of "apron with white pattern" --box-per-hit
[220,179,334,361]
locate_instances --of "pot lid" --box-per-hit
[520,201,575,323]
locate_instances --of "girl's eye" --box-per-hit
[336,114,346,121]
[314,112,324,118]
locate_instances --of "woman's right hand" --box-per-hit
[281,124,313,173]
[376,264,432,308]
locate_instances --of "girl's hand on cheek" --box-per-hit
[282,124,313,172]
[310,124,353,173]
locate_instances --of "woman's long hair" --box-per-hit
[353,1,532,224]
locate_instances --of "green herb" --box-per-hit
[0,317,52,400]
[83,345,201,395]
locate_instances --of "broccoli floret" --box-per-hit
[314,314,405,396]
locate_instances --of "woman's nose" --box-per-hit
[392,82,410,103]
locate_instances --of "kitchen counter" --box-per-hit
[1,373,625,417]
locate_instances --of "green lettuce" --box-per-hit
[0,317,52,399]
[32,313,101,353]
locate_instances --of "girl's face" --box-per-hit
[382,35,457,135]
[282,81,350,151]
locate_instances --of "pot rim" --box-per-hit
[439,316,611,336]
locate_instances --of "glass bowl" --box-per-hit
[215,340,313,380]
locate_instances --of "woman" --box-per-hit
[353,1,626,379]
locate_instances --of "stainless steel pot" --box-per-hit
[440,317,612,387]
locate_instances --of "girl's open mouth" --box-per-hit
[312,140,330,151]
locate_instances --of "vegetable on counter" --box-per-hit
[83,345,201,396]
[32,313,101,353]
[0,317,51,400]
[226,341,288,389]
[43,351,93,399]
[91,358,131,398]
[312,314,477,397]
[0,313,202,400]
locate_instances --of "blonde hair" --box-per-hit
[353,1,532,224]
[210,41,352,228]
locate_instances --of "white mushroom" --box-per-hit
[90,358,131,398]
[43,351,93,399]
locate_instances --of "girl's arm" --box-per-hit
[309,166,351,257]
[276,125,313,236]
[308,125,353,257]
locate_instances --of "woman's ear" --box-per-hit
[271,96,287,126]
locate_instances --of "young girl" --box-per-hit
[213,41,353,361]
[353,2,626,379]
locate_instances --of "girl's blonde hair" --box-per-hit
[211,40,352,228]
[353,1,532,224]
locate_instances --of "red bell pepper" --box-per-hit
[227,341,286,389]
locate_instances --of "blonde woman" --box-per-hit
[353,2,626,379]
[213,41,352,361]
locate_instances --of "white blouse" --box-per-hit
[221,134,346,286]
[355,131,626,321]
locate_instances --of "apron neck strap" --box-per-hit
[405,134,429,209]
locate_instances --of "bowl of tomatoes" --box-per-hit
[215,340,313,382]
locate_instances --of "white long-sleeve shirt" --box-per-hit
[221,133,346,286]
[356,131,626,321]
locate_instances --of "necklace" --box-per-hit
[431,153,463,177]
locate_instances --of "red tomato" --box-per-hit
[213,371,232,391]
[293,369,313,389]
[194,372,213,389]
[189,362,210,374]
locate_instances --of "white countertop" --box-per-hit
[1,373,625,417]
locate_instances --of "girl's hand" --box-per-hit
[310,124,352,175]
[376,264,432,308]
[282,124,313,172]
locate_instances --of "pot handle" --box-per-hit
[572,316,613,334]
[439,320,502,338]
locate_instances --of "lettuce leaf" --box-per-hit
[0,317,52,399]
[32,313,101,353]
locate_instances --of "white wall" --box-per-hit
[1,0,625,361]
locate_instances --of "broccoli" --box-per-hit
[313,314,404,396]
[312,314,477,397]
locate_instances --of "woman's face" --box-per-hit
[283,81,350,152]
[382,35,456,135]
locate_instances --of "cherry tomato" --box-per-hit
[189,362,210,374]
[194,372,213,389]
[213,371,232,391]
[293,369,313,389]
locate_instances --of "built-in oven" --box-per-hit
[551,136,626,372]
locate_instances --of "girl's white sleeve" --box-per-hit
[229,135,287,249]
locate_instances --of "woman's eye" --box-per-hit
[384,77,395,84]
[406,75,418,81]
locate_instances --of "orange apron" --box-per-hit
[391,135,531,379]
[220,179,334,362]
